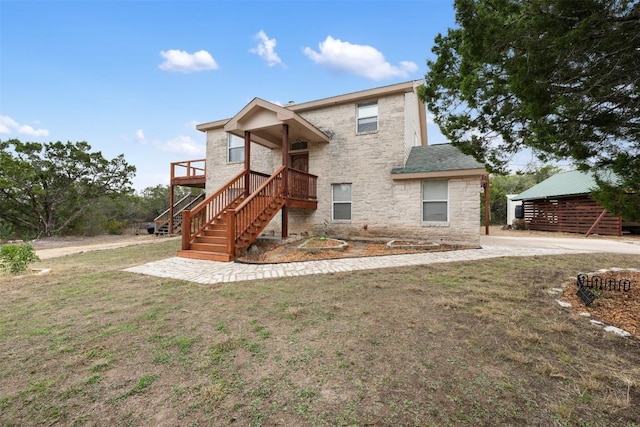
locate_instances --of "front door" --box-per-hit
[291,153,309,172]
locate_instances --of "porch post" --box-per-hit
[244,131,251,197]
[281,124,289,239]
[482,175,490,235]
[168,183,175,234]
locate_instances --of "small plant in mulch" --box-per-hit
[298,236,348,251]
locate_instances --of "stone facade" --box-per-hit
[201,84,482,245]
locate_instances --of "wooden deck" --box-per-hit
[171,159,206,188]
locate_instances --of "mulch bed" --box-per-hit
[561,270,640,338]
[237,238,479,264]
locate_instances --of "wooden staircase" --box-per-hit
[178,166,306,262]
[153,193,204,235]
[178,202,240,262]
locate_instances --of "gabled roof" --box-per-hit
[512,170,609,201]
[391,144,486,179]
[223,98,330,148]
[196,80,427,145]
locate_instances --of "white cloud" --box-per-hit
[18,125,49,137]
[250,30,282,67]
[157,135,205,156]
[159,49,219,73]
[0,115,18,134]
[135,129,145,140]
[0,115,49,137]
[303,36,419,80]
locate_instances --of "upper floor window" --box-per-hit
[228,134,244,163]
[422,180,448,222]
[356,101,378,133]
[332,183,352,221]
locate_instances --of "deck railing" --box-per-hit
[181,169,270,250]
[171,159,206,181]
[287,168,317,200]
[154,193,204,233]
[230,166,286,253]
[181,166,318,258]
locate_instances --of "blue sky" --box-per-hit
[1,0,535,191]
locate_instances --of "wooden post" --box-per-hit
[168,184,175,234]
[281,124,289,239]
[244,131,251,197]
[227,209,236,258]
[181,210,190,250]
[482,175,490,235]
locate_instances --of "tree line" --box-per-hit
[0,139,200,240]
[420,0,639,221]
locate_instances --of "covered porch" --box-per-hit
[177,98,330,261]
[221,97,331,237]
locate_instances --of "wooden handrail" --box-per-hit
[171,159,206,180]
[233,166,286,246]
[181,169,271,250]
[181,169,247,250]
[181,166,318,258]
[234,166,286,213]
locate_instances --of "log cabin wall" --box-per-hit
[522,196,622,236]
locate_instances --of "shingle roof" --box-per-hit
[512,170,616,201]
[391,144,485,174]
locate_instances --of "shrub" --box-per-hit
[105,219,127,235]
[0,243,40,274]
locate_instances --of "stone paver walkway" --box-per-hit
[123,245,591,285]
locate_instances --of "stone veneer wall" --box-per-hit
[403,91,421,164]
[203,92,481,245]
[293,93,480,245]
[204,128,276,192]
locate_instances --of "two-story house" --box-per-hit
[175,80,486,261]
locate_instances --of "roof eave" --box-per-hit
[391,168,487,180]
[288,80,420,112]
[196,119,228,132]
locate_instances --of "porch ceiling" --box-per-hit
[224,98,330,149]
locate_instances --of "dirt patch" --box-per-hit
[28,234,179,260]
[561,270,640,338]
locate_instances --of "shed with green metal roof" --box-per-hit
[512,170,623,236]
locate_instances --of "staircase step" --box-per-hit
[190,242,228,252]
[207,223,228,231]
[177,250,233,262]
[203,228,227,237]
[195,236,227,245]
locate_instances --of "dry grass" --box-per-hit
[1,239,639,426]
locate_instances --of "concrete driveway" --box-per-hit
[480,234,640,255]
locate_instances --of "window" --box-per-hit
[357,101,378,133]
[227,134,244,163]
[332,183,352,221]
[422,180,448,222]
[290,140,308,151]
